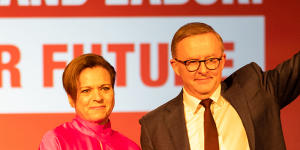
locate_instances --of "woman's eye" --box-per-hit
[81,89,89,93]
[102,87,111,91]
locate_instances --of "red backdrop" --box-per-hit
[0,0,299,149]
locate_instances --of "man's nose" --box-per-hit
[197,62,207,74]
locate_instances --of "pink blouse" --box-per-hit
[39,116,141,150]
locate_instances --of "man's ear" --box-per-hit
[220,53,227,70]
[170,59,181,76]
[68,95,75,108]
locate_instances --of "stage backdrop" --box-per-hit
[0,0,299,149]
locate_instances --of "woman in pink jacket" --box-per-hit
[39,54,141,150]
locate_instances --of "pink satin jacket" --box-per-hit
[39,116,141,150]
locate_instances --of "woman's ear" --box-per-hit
[68,95,75,108]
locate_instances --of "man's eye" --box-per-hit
[186,60,198,65]
[207,58,217,62]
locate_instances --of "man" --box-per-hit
[139,22,300,150]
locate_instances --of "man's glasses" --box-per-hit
[174,56,223,72]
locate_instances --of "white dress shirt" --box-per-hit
[183,85,250,150]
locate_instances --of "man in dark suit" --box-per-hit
[139,22,300,150]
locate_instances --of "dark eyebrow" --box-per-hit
[80,84,112,89]
[100,84,112,87]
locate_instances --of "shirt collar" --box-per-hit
[183,85,223,112]
[210,85,221,105]
[74,115,113,138]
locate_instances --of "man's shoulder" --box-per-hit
[139,92,182,124]
[222,62,264,92]
[225,62,262,82]
[232,62,262,76]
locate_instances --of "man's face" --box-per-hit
[68,66,115,124]
[170,33,226,100]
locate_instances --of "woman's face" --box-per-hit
[69,66,114,124]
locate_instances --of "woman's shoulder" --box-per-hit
[40,122,70,142]
[39,127,61,150]
[39,121,80,150]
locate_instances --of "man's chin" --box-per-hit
[195,87,214,96]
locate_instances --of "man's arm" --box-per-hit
[261,51,300,108]
[139,119,154,150]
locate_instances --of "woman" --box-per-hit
[39,54,141,150]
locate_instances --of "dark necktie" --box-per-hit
[200,99,219,150]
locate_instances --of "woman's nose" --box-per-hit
[93,90,102,102]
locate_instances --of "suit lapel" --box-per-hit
[221,82,255,150]
[164,91,190,150]
[162,82,256,150]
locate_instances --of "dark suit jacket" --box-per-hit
[139,51,300,150]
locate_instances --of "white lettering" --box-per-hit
[195,0,217,5]
[238,0,250,4]
[30,0,60,6]
[252,0,263,4]
[105,0,128,5]
[18,0,30,6]
[0,0,10,6]
[106,0,162,5]
[150,0,162,5]
[0,0,263,6]
[131,0,142,5]
[20,0,59,6]
[223,0,263,4]
[62,0,87,6]
[31,0,42,6]
[0,0,86,6]
[44,0,59,6]
[164,0,187,5]
[222,0,233,4]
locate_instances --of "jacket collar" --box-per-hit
[221,81,255,150]
[164,90,191,150]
